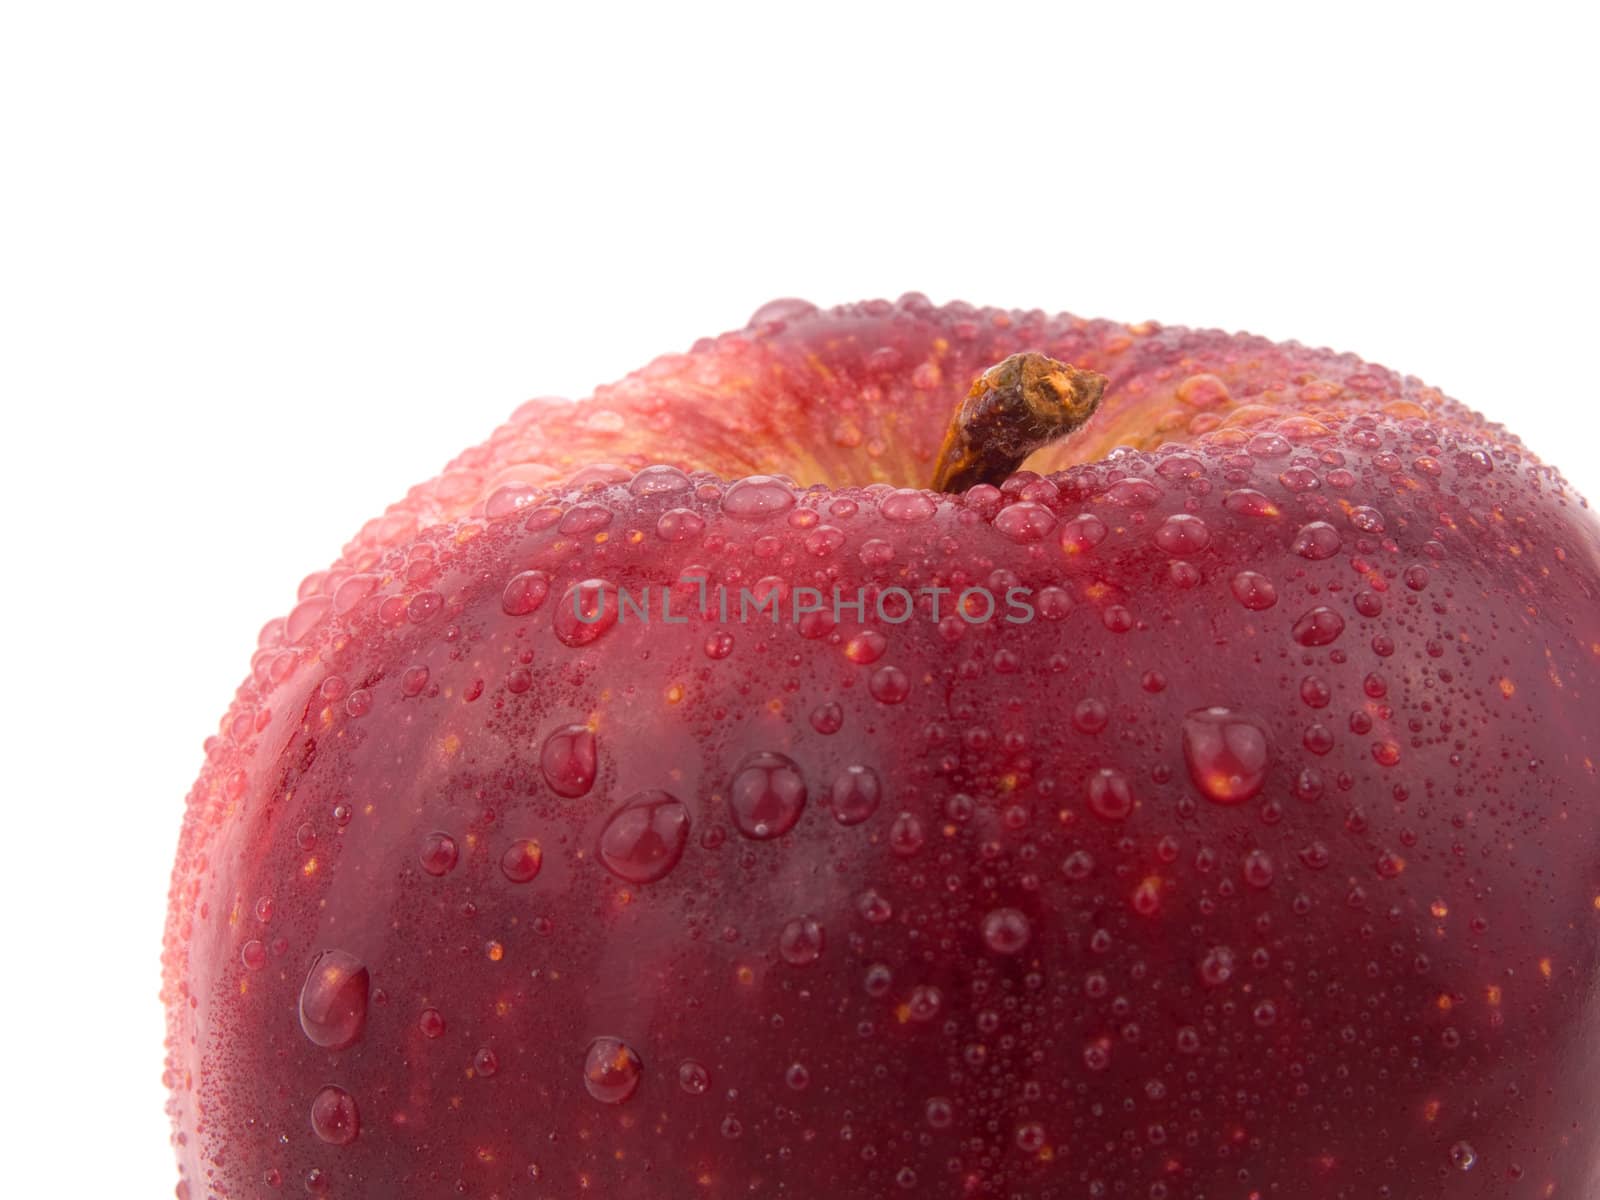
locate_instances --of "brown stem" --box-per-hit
[929,352,1107,493]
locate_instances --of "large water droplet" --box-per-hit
[583,1037,643,1104]
[829,765,882,825]
[598,791,689,883]
[541,724,597,797]
[309,1086,360,1145]
[723,476,796,519]
[1182,709,1269,805]
[299,950,369,1050]
[729,751,807,839]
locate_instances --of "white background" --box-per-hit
[2,4,1596,1195]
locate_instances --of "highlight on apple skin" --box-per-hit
[163,295,1600,1198]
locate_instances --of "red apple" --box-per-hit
[164,295,1600,1199]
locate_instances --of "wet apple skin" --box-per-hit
[165,299,1600,1198]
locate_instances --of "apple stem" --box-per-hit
[929,352,1107,493]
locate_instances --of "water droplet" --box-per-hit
[785,1062,811,1090]
[240,939,266,970]
[1082,1038,1112,1071]
[299,950,369,1050]
[474,1047,498,1076]
[981,908,1031,955]
[1230,571,1278,610]
[723,475,796,519]
[869,665,910,704]
[1062,849,1095,881]
[656,508,704,542]
[554,580,619,646]
[419,1008,445,1038]
[598,791,689,883]
[1103,478,1160,507]
[829,765,882,825]
[1347,505,1386,534]
[629,464,692,496]
[418,832,458,877]
[1449,1141,1477,1171]
[779,916,826,965]
[1153,513,1210,555]
[1086,768,1134,821]
[1059,513,1108,554]
[1072,698,1109,734]
[500,839,543,883]
[583,1036,643,1104]
[906,985,942,1022]
[810,702,844,735]
[880,488,938,523]
[889,812,926,856]
[677,1060,710,1095]
[1222,489,1278,518]
[541,724,598,797]
[994,501,1056,543]
[729,751,807,839]
[1291,521,1341,560]
[1198,946,1236,987]
[1298,842,1331,870]
[1182,708,1269,805]
[1291,606,1345,647]
[1242,849,1275,888]
[309,1086,359,1145]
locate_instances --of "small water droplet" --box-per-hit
[723,476,796,519]
[656,507,705,542]
[1182,708,1270,805]
[981,908,1031,955]
[419,1008,445,1038]
[880,488,938,523]
[418,832,459,877]
[810,702,844,734]
[541,724,598,797]
[629,464,692,496]
[729,751,807,839]
[1153,513,1211,555]
[889,812,925,856]
[1449,1141,1477,1171]
[554,579,620,646]
[500,570,551,617]
[1291,606,1345,646]
[994,502,1056,543]
[829,765,882,825]
[1059,513,1108,555]
[1242,849,1275,889]
[299,950,369,1049]
[500,839,543,883]
[583,1036,643,1103]
[1291,521,1341,560]
[1230,570,1278,610]
[678,1060,710,1095]
[1086,768,1134,821]
[1198,946,1236,987]
[598,790,690,883]
[779,917,826,965]
[309,1086,359,1146]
